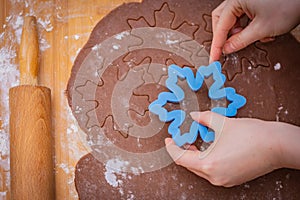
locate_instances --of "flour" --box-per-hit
[104,158,144,197]
[166,39,179,45]
[127,192,135,200]
[60,104,91,199]
[73,35,80,40]
[10,15,24,44]
[273,63,281,71]
[39,37,51,52]
[275,105,287,122]
[0,7,23,164]
[114,31,130,40]
[113,44,121,50]
[227,53,239,66]
[57,163,73,174]
[0,10,21,199]
[137,137,142,148]
[37,14,54,32]
[273,180,283,200]
[104,158,129,188]
[275,180,283,191]
[64,33,89,41]
[70,48,82,63]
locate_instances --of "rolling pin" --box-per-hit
[9,16,55,199]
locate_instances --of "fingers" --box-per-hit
[165,138,211,180]
[223,20,264,54]
[210,0,244,62]
[187,145,199,151]
[210,1,229,63]
[259,36,275,43]
[165,138,202,170]
[190,111,227,133]
[230,26,243,35]
[212,1,227,35]
[229,19,243,35]
[187,167,209,180]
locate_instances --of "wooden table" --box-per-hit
[1,0,299,199]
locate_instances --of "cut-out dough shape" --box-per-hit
[149,61,246,146]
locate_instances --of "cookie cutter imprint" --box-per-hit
[149,61,247,147]
[70,2,267,172]
[72,27,214,173]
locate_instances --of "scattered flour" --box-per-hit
[114,31,130,40]
[137,137,142,148]
[9,15,24,44]
[113,44,120,50]
[0,192,7,199]
[275,105,288,121]
[275,180,283,191]
[273,180,283,199]
[70,48,82,63]
[0,0,57,198]
[273,63,281,71]
[64,33,89,41]
[104,158,144,197]
[127,192,135,200]
[37,14,54,32]
[166,39,179,45]
[104,158,129,188]
[39,37,51,52]
[0,7,23,197]
[228,53,239,66]
[57,163,74,175]
[73,35,80,40]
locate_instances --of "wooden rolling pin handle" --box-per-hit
[9,86,54,200]
[19,16,39,86]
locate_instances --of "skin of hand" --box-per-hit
[165,111,300,187]
[210,0,300,62]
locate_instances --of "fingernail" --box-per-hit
[165,138,173,145]
[230,27,243,35]
[190,111,200,120]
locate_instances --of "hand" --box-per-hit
[165,111,300,187]
[210,0,300,62]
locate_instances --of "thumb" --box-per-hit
[190,111,227,133]
[165,138,201,170]
[223,20,264,54]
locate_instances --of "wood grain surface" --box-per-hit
[19,16,39,86]
[9,86,54,200]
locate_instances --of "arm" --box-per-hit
[274,121,300,169]
[165,111,300,187]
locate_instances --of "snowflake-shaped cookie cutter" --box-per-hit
[149,61,246,147]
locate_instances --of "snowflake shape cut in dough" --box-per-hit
[149,61,246,147]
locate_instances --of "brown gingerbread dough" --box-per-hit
[67,0,300,199]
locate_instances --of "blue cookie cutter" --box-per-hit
[148,61,246,147]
